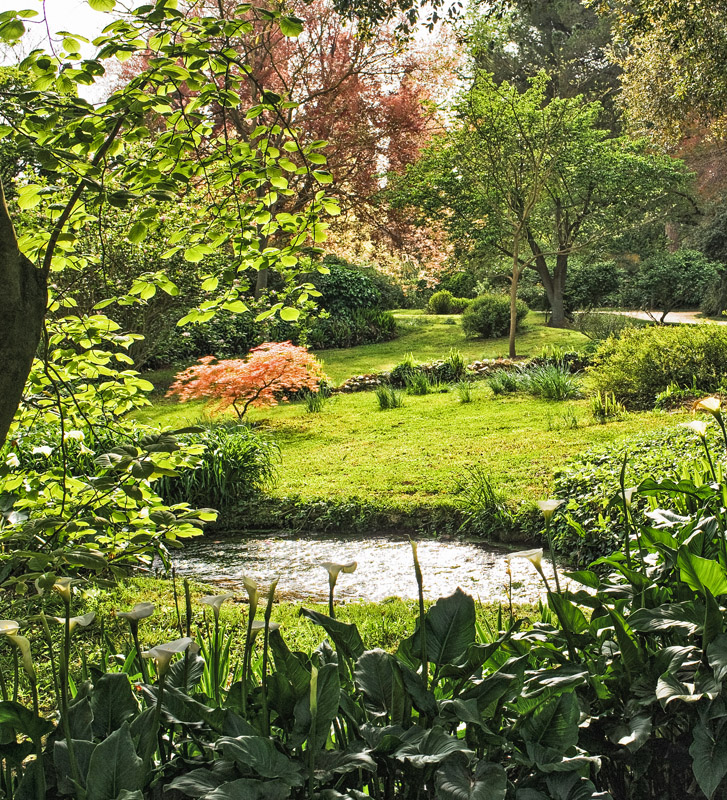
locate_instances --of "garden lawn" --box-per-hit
[136,384,688,509]
[316,311,589,383]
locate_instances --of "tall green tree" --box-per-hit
[466,0,622,130]
[392,72,689,344]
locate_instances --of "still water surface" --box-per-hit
[171,534,556,604]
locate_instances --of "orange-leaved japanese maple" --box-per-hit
[167,342,327,419]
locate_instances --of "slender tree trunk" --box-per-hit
[509,238,521,359]
[549,253,568,328]
[0,179,47,449]
[254,268,268,299]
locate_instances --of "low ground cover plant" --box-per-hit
[376,384,405,410]
[520,362,583,401]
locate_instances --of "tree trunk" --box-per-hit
[509,241,521,359]
[548,253,568,328]
[254,267,268,299]
[0,179,47,449]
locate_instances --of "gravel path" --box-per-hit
[616,309,727,325]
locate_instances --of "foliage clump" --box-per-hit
[589,324,727,409]
[462,294,529,338]
[428,290,471,314]
[167,342,327,419]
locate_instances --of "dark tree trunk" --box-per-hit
[549,253,568,328]
[254,267,268,299]
[0,179,47,449]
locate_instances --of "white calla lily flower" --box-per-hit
[117,602,155,622]
[200,593,234,621]
[321,561,357,582]
[695,396,722,417]
[243,576,259,615]
[142,636,196,677]
[0,620,20,636]
[49,612,95,634]
[512,548,544,571]
[536,499,563,523]
[623,487,637,508]
[52,577,73,604]
[250,620,281,637]
[683,419,709,438]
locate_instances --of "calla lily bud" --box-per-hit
[683,419,710,439]
[200,594,234,622]
[243,577,258,617]
[142,637,196,677]
[695,396,722,418]
[536,500,563,523]
[52,577,73,604]
[9,635,36,683]
[117,602,155,622]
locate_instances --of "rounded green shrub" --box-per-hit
[589,323,727,409]
[449,296,472,313]
[461,294,529,338]
[428,290,455,314]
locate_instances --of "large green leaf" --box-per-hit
[0,701,54,744]
[167,767,231,797]
[354,649,401,718]
[299,608,365,661]
[629,602,703,636]
[86,722,145,800]
[548,594,588,634]
[405,589,476,667]
[269,628,311,699]
[54,739,96,794]
[606,609,643,678]
[436,758,507,800]
[690,718,727,799]
[708,634,727,682]
[677,549,727,597]
[218,736,303,785]
[205,779,292,800]
[90,673,138,738]
[293,662,341,751]
[656,671,720,706]
[521,693,579,766]
[395,725,472,768]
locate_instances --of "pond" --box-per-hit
[170,534,558,605]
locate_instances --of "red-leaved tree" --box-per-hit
[167,342,327,418]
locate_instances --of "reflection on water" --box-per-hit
[170,534,559,604]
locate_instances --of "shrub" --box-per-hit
[428,289,455,314]
[574,309,646,342]
[389,352,420,386]
[563,259,623,311]
[520,363,583,401]
[375,384,405,409]
[461,294,529,338]
[306,308,398,349]
[487,369,521,394]
[156,422,279,506]
[589,323,727,409]
[450,296,472,313]
[167,341,327,418]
